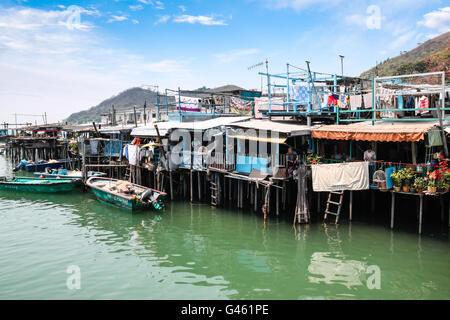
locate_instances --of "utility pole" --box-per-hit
[143,100,147,125]
[339,55,344,77]
[265,59,269,95]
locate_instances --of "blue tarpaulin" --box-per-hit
[104,140,123,157]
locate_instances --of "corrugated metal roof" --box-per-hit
[131,116,250,137]
[231,119,317,136]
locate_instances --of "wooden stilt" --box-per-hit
[196,171,201,201]
[349,191,353,221]
[390,192,395,229]
[276,181,280,216]
[169,170,174,200]
[317,192,320,213]
[254,183,258,212]
[448,197,450,228]
[419,194,424,235]
[190,169,193,202]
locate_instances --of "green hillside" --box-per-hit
[360,32,450,78]
[66,87,159,124]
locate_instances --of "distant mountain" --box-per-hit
[66,87,159,124]
[360,32,450,78]
[67,84,251,124]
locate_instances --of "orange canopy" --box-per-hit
[311,122,439,142]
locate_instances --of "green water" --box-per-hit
[0,156,449,300]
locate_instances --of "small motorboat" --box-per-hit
[34,168,106,180]
[0,177,77,193]
[13,159,76,172]
[86,177,166,212]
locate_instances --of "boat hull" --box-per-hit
[0,178,76,193]
[90,187,151,212]
[24,159,75,172]
[86,177,166,212]
[33,171,106,181]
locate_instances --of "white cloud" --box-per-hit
[344,14,366,27]
[261,0,343,11]
[154,1,165,10]
[214,48,260,63]
[154,15,170,25]
[138,0,153,4]
[388,31,415,50]
[179,5,187,12]
[144,59,189,72]
[0,6,194,123]
[418,7,450,34]
[129,4,144,11]
[173,14,227,26]
[131,19,139,24]
[107,15,128,23]
[0,6,95,31]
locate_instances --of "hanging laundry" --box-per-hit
[290,85,309,104]
[405,96,415,109]
[349,95,362,111]
[127,145,140,166]
[363,93,373,109]
[398,94,404,109]
[327,94,339,106]
[90,140,98,155]
[311,162,369,192]
[230,97,254,116]
[338,94,349,108]
[179,96,201,112]
[418,95,429,114]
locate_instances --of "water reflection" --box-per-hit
[307,225,367,289]
[1,154,449,299]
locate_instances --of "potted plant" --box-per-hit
[400,167,415,192]
[427,170,441,194]
[413,177,425,194]
[438,179,449,192]
[306,152,322,165]
[427,179,437,194]
[390,170,402,192]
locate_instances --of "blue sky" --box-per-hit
[0,0,449,123]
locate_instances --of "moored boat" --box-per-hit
[13,159,76,172]
[34,169,106,180]
[86,177,166,212]
[0,177,77,193]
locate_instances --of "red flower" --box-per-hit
[312,160,316,164]
[440,154,444,159]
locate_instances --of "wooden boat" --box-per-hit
[86,177,166,212]
[34,169,106,180]
[13,159,76,172]
[0,177,77,193]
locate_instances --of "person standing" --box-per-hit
[286,147,298,178]
[364,147,376,183]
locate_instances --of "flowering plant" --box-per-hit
[306,153,321,164]
[390,170,403,187]
[413,177,425,190]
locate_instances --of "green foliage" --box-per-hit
[413,177,425,190]
[306,153,321,164]
[390,167,415,187]
[360,32,450,78]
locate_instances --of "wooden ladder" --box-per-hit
[124,166,131,181]
[324,191,344,224]
[210,174,218,206]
